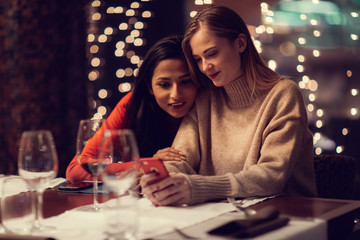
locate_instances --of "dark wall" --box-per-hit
[0,0,90,177]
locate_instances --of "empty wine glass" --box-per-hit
[18,130,59,232]
[101,129,140,239]
[76,118,111,211]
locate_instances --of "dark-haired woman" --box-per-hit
[66,36,198,183]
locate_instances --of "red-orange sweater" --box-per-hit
[66,93,134,183]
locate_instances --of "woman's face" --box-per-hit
[150,59,197,118]
[190,26,246,87]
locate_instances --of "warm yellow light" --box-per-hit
[351,89,358,96]
[118,82,132,93]
[347,70,352,77]
[130,2,140,8]
[268,60,277,70]
[316,120,323,128]
[131,30,140,38]
[91,58,100,67]
[98,89,108,99]
[142,11,151,18]
[300,14,307,20]
[309,93,316,102]
[342,128,349,135]
[131,55,140,64]
[307,104,314,112]
[126,35,134,43]
[125,68,133,77]
[315,147,322,155]
[107,7,115,14]
[92,0,100,7]
[336,146,344,153]
[310,19,318,25]
[298,37,306,45]
[313,50,320,57]
[134,38,143,46]
[97,106,107,116]
[104,27,113,35]
[316,109,323,117]
[92,13,101,21]
[313,30,321,37]
[90,45,99,54]
[350,34,359,40]
[134,22,144,29]
[87,34,95,42]
[114,7,123,13]
[350,108,358,116]
[116,41,125,49]
[98,34,107,43]
[114,49,124,57]
[88,71,99,81]
[190,11,197,18]
[298,55,305,62]
[116,69,125,78]
[119,23,128,30]
[126,9,135,16]
[296,65,304,72]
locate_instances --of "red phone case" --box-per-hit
[140,157,169,184]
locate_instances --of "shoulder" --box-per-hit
[267,79,304,102]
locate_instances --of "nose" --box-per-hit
[201,59,212,73]
[170,84,181,99]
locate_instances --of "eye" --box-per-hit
[157,82,170,88]
[207,50,217,58]
[193,57,201,64]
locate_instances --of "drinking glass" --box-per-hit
[76,118,110,211]
[101,129,140,240]
[18,130,58,232]
[1,177,36,234]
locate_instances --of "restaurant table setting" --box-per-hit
[0,175,332,240]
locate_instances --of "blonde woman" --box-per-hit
[140,5,317,206]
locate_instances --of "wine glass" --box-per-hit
[18,130,59,232]
[76,118,110,211]
[101,129,140,239]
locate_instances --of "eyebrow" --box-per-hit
[192,46,216,58]
[155,73,191,81]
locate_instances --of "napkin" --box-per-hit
[208,206,289,238]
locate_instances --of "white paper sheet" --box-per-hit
[39,198,235,240]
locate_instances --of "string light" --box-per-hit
[87,0,153,118]
[258,0,360,156]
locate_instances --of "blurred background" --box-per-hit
[1,0,359,197]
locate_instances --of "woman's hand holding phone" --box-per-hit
[139,158,191,206]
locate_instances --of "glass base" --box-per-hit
[73,204,102,212]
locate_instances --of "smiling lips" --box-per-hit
[169,102,185,108]
[208,71,219,80]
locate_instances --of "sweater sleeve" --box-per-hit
[66,92,134,183]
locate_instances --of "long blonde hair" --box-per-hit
[182,5,285,91]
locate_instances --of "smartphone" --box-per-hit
[58,181,93,191]
[139,157,169,184]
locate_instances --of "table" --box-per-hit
[2,186,360,240]
[42,189,360,240]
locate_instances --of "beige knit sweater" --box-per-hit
[165,77,317,205]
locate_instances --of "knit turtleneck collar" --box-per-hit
[223,76,261,108]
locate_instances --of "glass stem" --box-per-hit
[93,175,99,210]
[34,188,44,228]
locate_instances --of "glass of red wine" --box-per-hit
[76,119,111,211]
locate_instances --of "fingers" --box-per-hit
[153,147,186,161]
[140,173,191,206]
